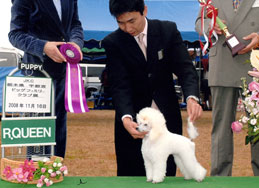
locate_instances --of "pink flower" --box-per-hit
[41,168,46,173]
[46,181,51,187]
[19,160,36,182]
[13,169,29,183]
[60,166,67,172]
[50,172,56,177]
[37,179,43,188]
[18,171,29,183]
[249,81,259,91]
[37,179,43,184]
[40,175,46,180]
[250,91,259,101]
[12,168,23,181]
[26,160,36,171]
[231,121,243,133]
[3,166,14,180]
[27,172,34,181]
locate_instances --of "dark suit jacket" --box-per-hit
[103,19,199,144]
[9,0,84,79]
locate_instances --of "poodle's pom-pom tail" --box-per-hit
[187,118,199,140]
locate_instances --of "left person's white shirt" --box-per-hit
[53,0,62,20]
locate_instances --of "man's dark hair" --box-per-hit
[109,0,145,17]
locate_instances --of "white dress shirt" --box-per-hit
[53,0,62,20]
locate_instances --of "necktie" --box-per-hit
[138,33,158,109]
[138,33,147,60]
[233,0,241,11]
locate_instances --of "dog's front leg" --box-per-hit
[143,156,153,182]
[152,160,167,183]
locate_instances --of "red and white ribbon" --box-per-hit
[199,0,218,55]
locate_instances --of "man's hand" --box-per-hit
[213,20,226,35]
[122,117,147,139]
[248,71,259,78]
[68,42,83,61]
[238,32,259,55]
[187,98,203,122]
[43,41,66,63]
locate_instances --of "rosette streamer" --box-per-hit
[60,44,89,113]
[199,0,218,55]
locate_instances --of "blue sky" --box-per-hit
[78,0,201,32]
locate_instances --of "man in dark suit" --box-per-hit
[103,0,203,176]
[9,0,84,158]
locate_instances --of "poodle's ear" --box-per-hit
[149,123,163,141]
[136,113,139,123]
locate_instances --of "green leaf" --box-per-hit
[56,174,61,180]
[252,135,259,144]
[250,131,259,136]
[33,173,41,180]
[38,161,44,168]
[44,173,50,179]
[245,136,250,145]
[247,126,254,136]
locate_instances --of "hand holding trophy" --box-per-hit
[198,0,246,57]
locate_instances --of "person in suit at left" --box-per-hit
[103,0,203,176]
[8,0,84,158]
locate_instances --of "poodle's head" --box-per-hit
[136,107,167,140]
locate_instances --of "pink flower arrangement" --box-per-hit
[3,158,68,187]
[232,76,259,144]
[3,160,36,183]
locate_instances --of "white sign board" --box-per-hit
[5,76,52,113]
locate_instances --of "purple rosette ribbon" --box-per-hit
[60,43,89,113]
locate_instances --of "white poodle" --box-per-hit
[136,107,206,183]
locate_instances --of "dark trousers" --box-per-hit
[53,76,67,158]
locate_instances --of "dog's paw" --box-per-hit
[152,178,164,184]
[146,179,152,182]
[152,180,162,184]
[195,177,205,182]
